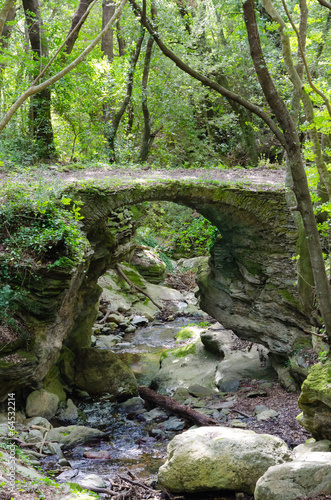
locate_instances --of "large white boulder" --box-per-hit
[254,452,331,500]
[157,426,291,494]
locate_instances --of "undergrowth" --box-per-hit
[0,181,88,328]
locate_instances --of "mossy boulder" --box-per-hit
[74,347,138,400]
[297,360,331,439]
[26,389,59,420]
[42,365,67,402]
[131,246,166,283]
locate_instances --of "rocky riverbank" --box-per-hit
[0,253,331,499]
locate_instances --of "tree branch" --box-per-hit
[128,0,286,147]
[281,0,331,118]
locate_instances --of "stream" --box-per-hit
[46,316,201,487]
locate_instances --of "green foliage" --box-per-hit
[318,349,330,364]
[0,182,87,271]
[135,202,219,259]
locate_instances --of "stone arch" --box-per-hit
[67,179,312,356]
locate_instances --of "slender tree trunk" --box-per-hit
[23,0,56,160]
[116,20,126,55]
[62,0,95,57]
[138,36,154,162]
[0,2,16,80]
[243,0,331,341]
[101,0,115,60]
[108,29,145,162]
[0,0,15,37]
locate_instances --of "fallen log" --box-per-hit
[138,386,217,427]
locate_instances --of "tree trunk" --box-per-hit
[0,0,15,38]
[138,386,217,426]
[243,0,331,341]
[138,36,154,162]
[101,0,115,60]
[0,2,16,84]
[63,0,95,56]
[116,20,126,55]
[22,0,56,160]
[108,29,145,162]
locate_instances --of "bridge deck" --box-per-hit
[1,166,286,191]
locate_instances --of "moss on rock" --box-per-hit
[297,361,331,439]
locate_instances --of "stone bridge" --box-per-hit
[0,173,315,400]
[67,176,313,356]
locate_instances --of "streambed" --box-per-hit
[46,317,201,487]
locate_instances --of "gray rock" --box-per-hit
[119,397,145,413]
[25,429,43,443]
[95,335,120,349]
[43,442,63,456]
[200,329,233,357]
[131,315,149,326]
[188,384,215,398]
[26,390,59,420]
[74,347,138,399]
[256,409,278,421]
[58,399,79,422]
[254,453,331,500]
[173,387,190,403]
[152,339,219,395]
[47,425,105,450]
[25,416,52,431]
[218,379,240,393]
[58,458,70,466]
[292,439,331,459]
[158,426,291,494]
[165,417,185,431]
[215,346,276,392]
[124,325,136,333]
[80,473,106,489]
[297,361,331,439]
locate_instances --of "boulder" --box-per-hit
[152,339,219,395]
[297,360,331,439]
[254,453,331,500]
[26,389,59,420]
[292,439,331,459]
[215,345,276,391]
[47,425,105,450]
[131,247,166,283]
[74,347,138,400]
[58,399,79,422]
[200,328,233,358]
[157,426,291,494]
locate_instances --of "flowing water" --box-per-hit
[51,316,200,485]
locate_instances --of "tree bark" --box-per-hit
[243,0,331,341]
[107,29,145,162]
[116,20,126,55]
[101,0,115,60]
[63,0,95,56]
[23,0,56,159]
[0,2,16,82]
[138,36,154,162]
[0,0,15,38]
[138,386,217,426]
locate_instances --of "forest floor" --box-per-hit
[0,164,286,191]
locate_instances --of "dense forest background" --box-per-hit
[2,0,329,168]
